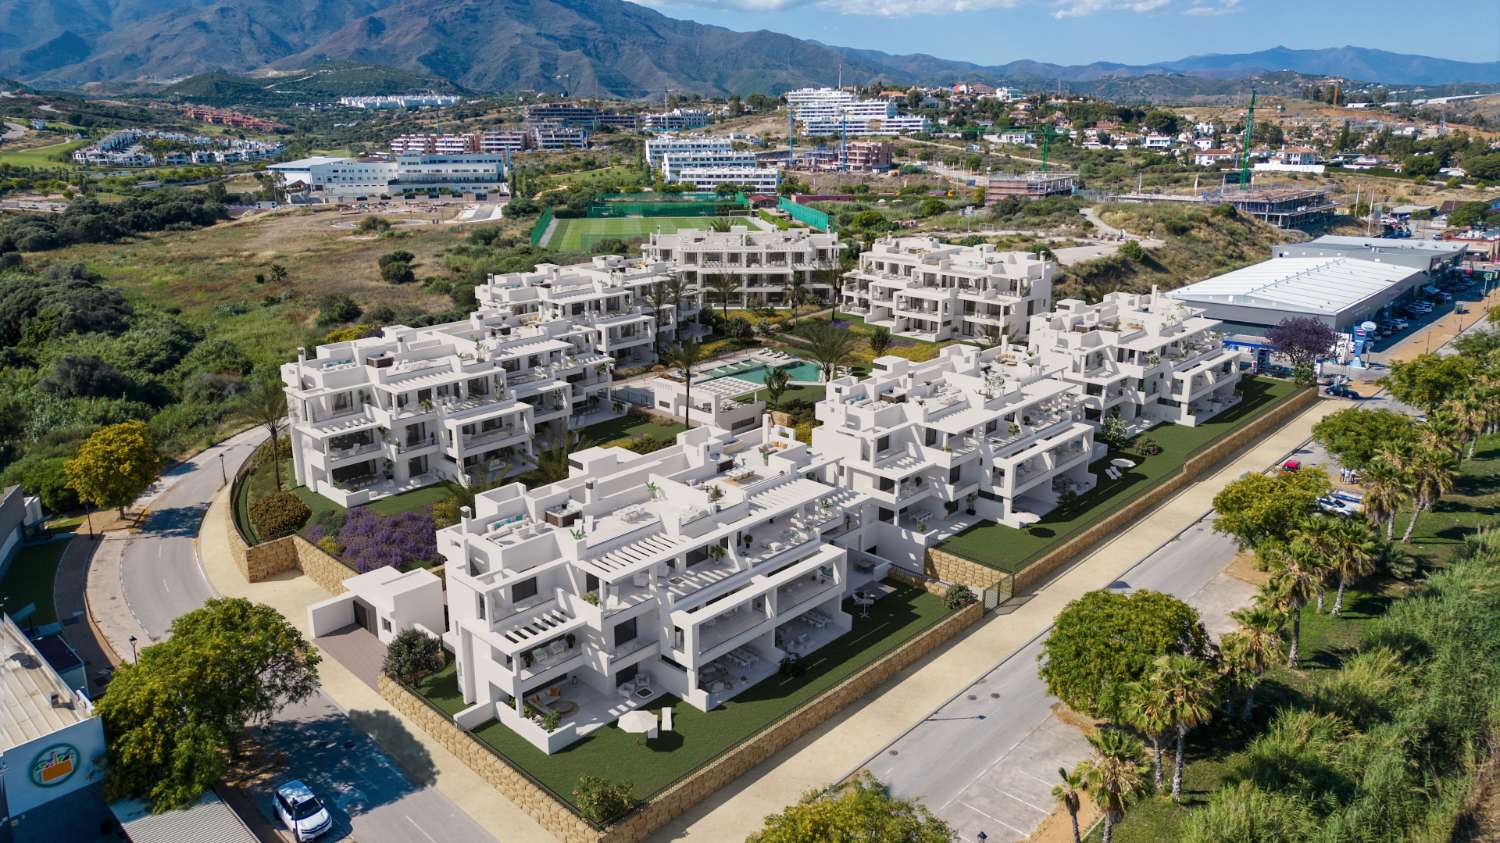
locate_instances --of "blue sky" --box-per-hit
[632,0,1500,67]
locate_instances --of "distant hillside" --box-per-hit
[159,62,469,106]
[2,0,1496,96]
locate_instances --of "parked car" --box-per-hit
[274,781,332,841]
[1281,459,1302,473]
[1325,383,1359,399]
[1317,494,1358,517]
[1391,318,1409,330]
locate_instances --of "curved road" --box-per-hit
[112,427,498,843]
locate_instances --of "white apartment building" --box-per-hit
[475,256,703,369]
[842,237,1055,343]
[785,88,928,137]
[676,165,780,193]
[282,317,616,507]
[339,95,461,109]
[438,422,887,754]
[813,343,1099,534]
[643,109,710,132]
[267,154,508,201]
[659,149,760,182]
[645,136,734,168]
[1028,292,1243,428]
[642,226,843,308]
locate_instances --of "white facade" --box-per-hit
[269,154,507,201]
[475,256,703,369]
[813,344,1099,531]
[659,150,760,182]
[675,165,780,193]
[785,88,928,136]
[643,226,843,309]
[643,109,710,132]
[842,237,1054,343]
[645,136,734,168]
[340,95,461,109]
[282,317,616,506]
[439,422,881,753]
[1029,292,1243,428]
[308,567,447,643]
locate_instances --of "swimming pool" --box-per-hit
[703,360,822,384]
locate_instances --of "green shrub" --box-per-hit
[945,585,976,610]
[572,775,635,824]
[431,497,462,528]
[382,628,444,685]
[248,490,311,541]
[1181,780,1317,843]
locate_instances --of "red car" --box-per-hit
[1281,460,1301,473]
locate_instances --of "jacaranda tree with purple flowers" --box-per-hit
[337,506,439,572]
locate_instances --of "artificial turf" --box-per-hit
[544,216,720,251]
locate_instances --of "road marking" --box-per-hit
[161,579,170,594]
[999,788,1049,815]
[1018,767,1054,788]
[957,800,1029,836]
[405,815,440,843]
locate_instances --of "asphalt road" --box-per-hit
[862,520,1245,841]
[113,427,498,843]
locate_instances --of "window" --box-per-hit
[878,507,895,524]
[512,578,538,602]
[381,618,392,632]
[949,466,962,484]
[876,435,890,452]
[879,477,895,493]
[614,618,638,647]
[476,593,486,620]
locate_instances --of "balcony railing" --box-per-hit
[396,434,437,453]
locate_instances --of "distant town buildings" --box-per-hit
[644,135,778,191]
[642,109,710,133]
[179,105,283,132]
[339,95,462,109]
[268,153,509,201]
[71,130,283,167]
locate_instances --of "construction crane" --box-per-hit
[1237,90,1256,191]
[1040,124,1053,173]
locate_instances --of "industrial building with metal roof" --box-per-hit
[1168,254,1430,332]
[1272,235,1467,273]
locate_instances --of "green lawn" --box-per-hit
[576,414,688,449]
[0,138,86,169]
[939,377,1303,574]
[0,540,69,626]
[759,383,826,408]
[411,582,951,810]
[1402,435,1500,569]
[544,216,717,251]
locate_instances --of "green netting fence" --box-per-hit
[588,192,750,218]
[529,207,556,247]
[778,197,831,231]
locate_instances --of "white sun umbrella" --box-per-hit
[618,709,658,738]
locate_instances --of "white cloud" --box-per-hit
[1052,0,1170,18]
[1183,0,1239,14]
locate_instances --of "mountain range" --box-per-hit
[2,0,1496,97]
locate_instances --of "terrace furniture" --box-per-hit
[661,706,674,732]
[548,640,567,656]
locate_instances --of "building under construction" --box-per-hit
[1207,186,1336,229]
[986,171,1077,203]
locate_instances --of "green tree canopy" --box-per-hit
[749,771,954,843]
[1040,590,1212,720]
[98,598,321,810]
[1382,353,1476,413]
[1211,470,1330,552]
[64,419,161,515]
[1310,407,1417,471]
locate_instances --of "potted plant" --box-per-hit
[1008,422,1020,435]
[522,651,534,669]
[916,521,927,532]
[707,544,726,561]
[581,592,599,606]
[706,485,724,503]
[965,493,977,516]
[542,710,562,732]
[569,527,585,541]
[645,480,660,498]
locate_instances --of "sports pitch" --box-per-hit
[543,216,718,251]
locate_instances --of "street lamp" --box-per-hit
[219,451,227,485]
[128,635,138,662]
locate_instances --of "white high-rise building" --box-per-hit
[784,88,929,136]
[1029,292,1244,428]
[841,237,1054,343]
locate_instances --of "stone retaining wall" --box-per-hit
[381,600,983,843]
[1009,387,1316,594]
[226,491,352,595]
[923,548,1008,592]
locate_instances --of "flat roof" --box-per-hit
[1304,235,1466,254]
[0,615,91,754]
[1169,257,1417,317]
[267,155,349,170]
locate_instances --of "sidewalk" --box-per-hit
[195,484,558,843]
[82,533,154,662]
[653,396,1342,841]
[51,534,120,697]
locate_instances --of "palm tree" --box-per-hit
[704,273,739,317]
[1149,654,1217,801]
[801,321,859,382]
[644,281,670,355]
[1051,765,1085,843]
[1225,605,1282,720]
[1446,391,1488,461]
[240,379,289,490]
[1321,517,1379,615]
[1291,516,1344,612]
[1401,448,1456,543]
[1078,728,1150,843]
[665,275,691,341]
[764,366,791,409]
[1123,680,1172,791]
[534,434,578,484]
[815,265,843,321]
[869,325,893,357]
[1263,544,1327,668]
[707,216,733,232]
[1360,457,1408,540]
[787,273,809,314]
[663,340,704,429]
[1419,410,1462,462]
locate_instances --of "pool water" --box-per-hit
[728,361,822,385]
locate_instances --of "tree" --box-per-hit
[1211,470,1330,553]
[1310,517,1379,615]
[1311,408,1416,472]
[1261,545,1327,667]
[1401,447,1455,542]
[750,771,953,843]
[1360,457,1408,540]
[383,628,444,685]
[269,263,288,285]
[41,354,130,399]
[239,380,289,491]
[1040,589,1212,720]
[663,340,704,429]
[1148,654,1217,800]
[765,366,791,409]
[1223,605,1283,720]
[1078,729,1150,843]
[378,250,416,285]
[1443,390,1489,461]
[1099,414,1130,450]
[534,435,576,485]
[800,321,859,382]
[869,325,893,357]
[704,273,739,316]
[645,282,671,354]
[1124,679,1172,791]
[249,490,310,541]
[1052,766,1085,843]
[316,293,362,326]
[97,598,320,810]
[1383,353,1475,414]
[1266,317,1334,383]
[65,420,161,516]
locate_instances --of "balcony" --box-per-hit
[394,434,438,454]
[326,440,381,462]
